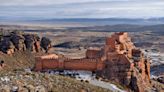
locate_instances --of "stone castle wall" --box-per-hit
[34,32,151,92]
[34,57,104,71]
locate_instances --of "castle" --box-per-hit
[34,32,151,92]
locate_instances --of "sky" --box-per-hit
[0,0,164,19]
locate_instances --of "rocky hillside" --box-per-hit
[0,50,112,92]
[0,70,111,92]
[0,30,51,54]
[0,51,35,72]
[0,30,111,92]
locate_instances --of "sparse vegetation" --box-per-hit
[0,51,35,73]
[0,70,112,92]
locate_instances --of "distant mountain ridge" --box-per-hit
[31,18,164,25]
[1,17,164,26]
[67,24,164,33]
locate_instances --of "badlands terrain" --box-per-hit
[0,24,163,92]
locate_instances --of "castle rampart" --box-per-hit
[34,57,104,71]
[34,32,151,92]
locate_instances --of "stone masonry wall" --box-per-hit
[34,56,104,71]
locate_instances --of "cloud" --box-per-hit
[0,0,112,6]
[0,0,163,6]
[0,0,164,18]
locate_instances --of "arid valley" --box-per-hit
[1,0,164,92]
[0,23,163,92]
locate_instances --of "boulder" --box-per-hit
[157,76,164,84]
[10,33,25,51]
[24,34,35,52]
[24,34,41,52]
[0,38,15,54]
[41,37,51,53]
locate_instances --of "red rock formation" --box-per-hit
[34,32,151,92]
[101,32,151,92]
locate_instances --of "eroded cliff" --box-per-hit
[0,31,51,54]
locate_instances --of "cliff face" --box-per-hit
[0,31,51,54]
[98,32,151,92]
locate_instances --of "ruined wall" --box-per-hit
[34,32,151,92]
[86,49,102,59]
[34,56,104,71]
[64,59,101,71]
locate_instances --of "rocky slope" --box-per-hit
[0,51,112,92]
[0,30,51,54]
[0,70,111,92]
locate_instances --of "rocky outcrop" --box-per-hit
[0,31,51,54]
[10,32,26,51]
[24,34,41,52]
[41,37,51,53]
[0,37,15,54]
[99,32,151,92]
